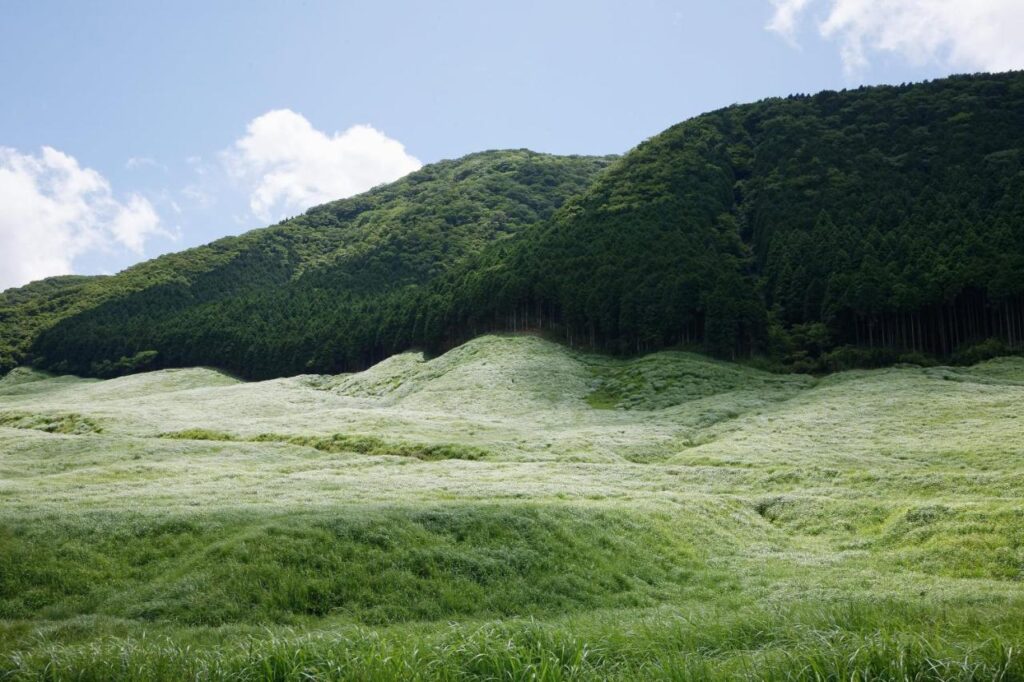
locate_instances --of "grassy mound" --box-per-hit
[0,367,49,388]
[327,335,596,413]
[877,503,1024,580]
[0,505,702,626]
[585,350,812,410]
[67,367,241,400]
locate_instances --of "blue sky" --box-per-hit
[2,0,1022,290]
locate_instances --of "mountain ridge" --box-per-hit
[2,149,613,376]
[6,71,1024,378]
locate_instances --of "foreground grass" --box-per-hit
[0,506,708,626]
[3,602,1022,681]
[1,335,1023,679]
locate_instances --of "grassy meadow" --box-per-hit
[1,334,1023,680]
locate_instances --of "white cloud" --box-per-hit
[107,194,162,253]
[767,0,1024,74]
[224,109,422,220]
[0,146,164,290]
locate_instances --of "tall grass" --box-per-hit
[2,337,1024,679]
[3,602,1022,680]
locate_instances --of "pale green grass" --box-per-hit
[1,335,1023,679]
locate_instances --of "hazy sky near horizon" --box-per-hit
[2,0,1023,290]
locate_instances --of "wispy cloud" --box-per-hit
[125,156,166,171]
[767,0,1024,75]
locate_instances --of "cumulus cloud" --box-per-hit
[0,146,164,290]
[225,109,422,221]
[767,0,1024,74]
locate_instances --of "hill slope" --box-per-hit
[430,71,1024,366]
[1,150,612,378]
[10,72,1024,379]
[2,335,1023,677]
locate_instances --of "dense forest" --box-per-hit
[3,150,612,377]
[5,72,1024,378]
[427,71,1024,370]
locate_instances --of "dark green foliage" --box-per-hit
[9,73,1024,378]
[89,350,160,378]
[0,276,99,375]
[952,338,1013,365]
[432,118,763,359]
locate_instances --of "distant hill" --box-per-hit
[7,72,1024,378]
[430,71,1024,369]
[3,150,612,378]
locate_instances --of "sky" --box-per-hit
[2,0,1023,291]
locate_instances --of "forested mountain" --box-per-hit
[3,150,613,377]
[420,71,1024,369]
[7,72,1024,378]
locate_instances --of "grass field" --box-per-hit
[1,334,1023,680]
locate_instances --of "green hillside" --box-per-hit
[0,150,612,378]
[2,335,1023,679]
[15,72,1024,380]
[432,71,1024,367]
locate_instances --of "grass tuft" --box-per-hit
[0,410,101,434]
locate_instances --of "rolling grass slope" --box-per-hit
[1,335,1023,679]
